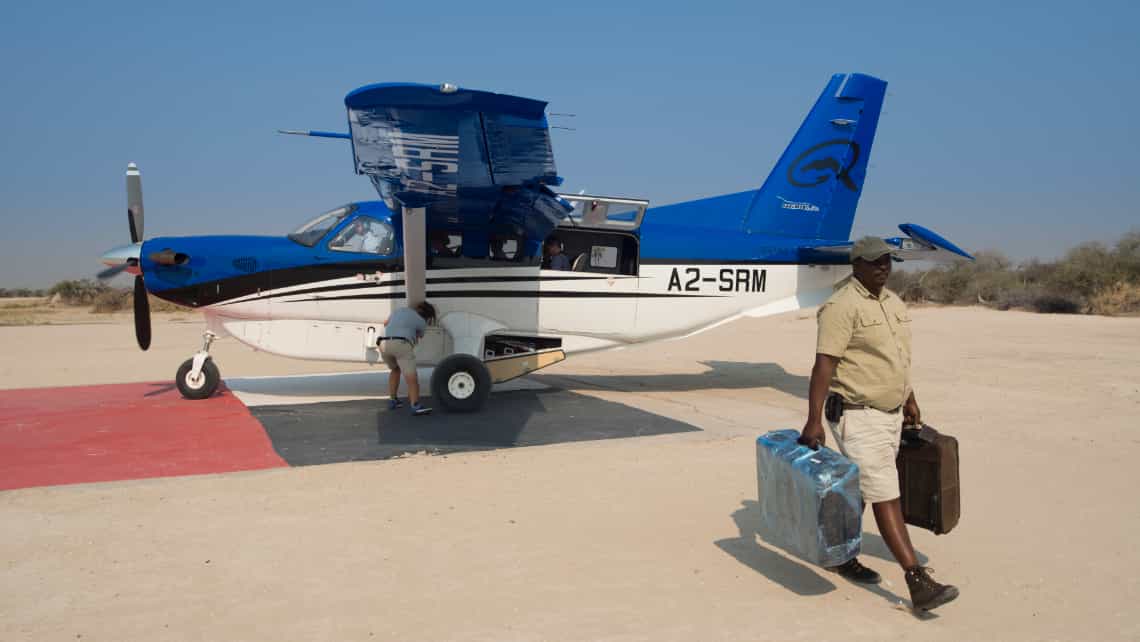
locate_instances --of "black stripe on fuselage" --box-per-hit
[154,259,766,308]
[300,290,725,302]
[640,257,809,265]
[222,274,622,305]
[151,260,402,308]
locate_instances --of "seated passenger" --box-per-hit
[429,231,449,257]
[544,237,571,271]
[336,219,381,253]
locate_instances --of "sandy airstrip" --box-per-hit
[2,306,1138,641]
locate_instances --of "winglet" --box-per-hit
[277,129,351,139]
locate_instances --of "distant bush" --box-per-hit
[87,287,185,314]
[49,279,111,305]
[90,288,132,313]
[0,288,46,298]
[891,231,1140,316]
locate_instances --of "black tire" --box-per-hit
[430,354,491,412]
[175,357,220,400]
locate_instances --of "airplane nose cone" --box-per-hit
[101,242,143,275]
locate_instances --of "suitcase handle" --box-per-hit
[901,423,940,446]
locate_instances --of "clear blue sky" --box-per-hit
[1,0,1136,288]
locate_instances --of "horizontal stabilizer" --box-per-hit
[888,224,974,262]
[797,224,973,263]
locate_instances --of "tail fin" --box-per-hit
[743,73,887,241]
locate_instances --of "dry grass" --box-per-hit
[1087,281,1140,316]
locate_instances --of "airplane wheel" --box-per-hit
[431,354,491,412]
[175,357,220,400]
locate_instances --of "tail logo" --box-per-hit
[788,139,861,192]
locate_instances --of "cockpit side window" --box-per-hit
[288,205,354,247]
[328,216,396,255]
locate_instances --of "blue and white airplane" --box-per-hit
[98,73,972,410]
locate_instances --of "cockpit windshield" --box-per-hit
[287,205,355,247]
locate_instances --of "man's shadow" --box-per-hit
[714,500,836,596]
[716,500,933,615]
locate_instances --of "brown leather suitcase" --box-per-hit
[896,424,960,535]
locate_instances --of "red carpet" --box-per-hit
[0,382,286,491]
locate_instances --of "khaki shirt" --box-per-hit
[816,276,912,411]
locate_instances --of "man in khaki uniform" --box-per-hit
[800,237,959,612]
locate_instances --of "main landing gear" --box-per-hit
[430,354,491,412]
[176,331,220,400]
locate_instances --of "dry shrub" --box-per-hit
[49,279,111,306]
[89,289,186,314]
[91,289,132,313]
[1087,281,1140,316]
[149,295,185,313]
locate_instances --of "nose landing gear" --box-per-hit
[176,331,220,400]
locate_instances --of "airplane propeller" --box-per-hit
[125,163,151,351]
[97,163,151,351]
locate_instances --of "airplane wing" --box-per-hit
[799,224,974,263]
[344,83,572,240]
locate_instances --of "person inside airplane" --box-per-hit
[429,230,461,257]
[543,236,570,270]
[331,217,389,254]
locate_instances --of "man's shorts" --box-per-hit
[380,339,416,373]
[827,406,904,503]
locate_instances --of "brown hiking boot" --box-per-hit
[905,566,959,612]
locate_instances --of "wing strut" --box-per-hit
[402,206,427,306]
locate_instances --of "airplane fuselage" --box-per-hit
[193,259,848,363]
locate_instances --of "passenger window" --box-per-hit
[328,217,395,255]
[490,237,521,261]
[590,245,618,269]
[430,231,462,257]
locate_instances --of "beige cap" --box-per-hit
[850,236,896,263]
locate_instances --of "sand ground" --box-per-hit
[2,306,1139,641]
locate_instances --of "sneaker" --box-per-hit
[388,398,404,411]
[905,566,959,611]
[825,557,881,584]
[411,403,432,416]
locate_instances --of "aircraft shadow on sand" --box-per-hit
[534,361,810,400]
[250,388,701,466]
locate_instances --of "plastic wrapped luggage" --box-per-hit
[755,429,863,567]
[897,424,960,535]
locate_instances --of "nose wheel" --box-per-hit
[175,331,221,400]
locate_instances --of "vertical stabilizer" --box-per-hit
[743,73,887,241]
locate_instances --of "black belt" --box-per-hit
[379,337,413,344]
[843,401,901,413]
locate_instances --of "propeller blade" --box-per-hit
[133,275,151,351]
[126,163,144,244]
[96,263,129,280]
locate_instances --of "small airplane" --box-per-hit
[98,73,972,411]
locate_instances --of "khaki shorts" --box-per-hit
[380,339,416,373]
[827,406,904,503]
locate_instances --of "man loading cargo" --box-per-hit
[799,236,959,612]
